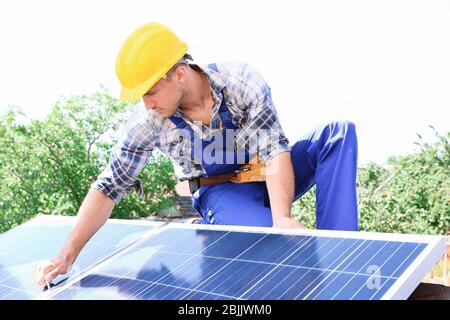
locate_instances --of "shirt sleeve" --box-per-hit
[92,113,158,203]
[234,63,290,163]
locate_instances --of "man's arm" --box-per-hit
[265,151,304,229]
[36,112,157,286]
[217,62,301,228]
[36,188,115,286]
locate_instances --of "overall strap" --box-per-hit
[207,63,219,72]
[207,63,235,130]
[169,114,196,145]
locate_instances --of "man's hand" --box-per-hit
[36,256,72,286]
[35,188,115,287]
[272,216,305,229]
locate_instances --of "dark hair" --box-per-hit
[165,53,201,78]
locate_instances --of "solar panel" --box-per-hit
[0,215,163,300]
[45,223,445,300]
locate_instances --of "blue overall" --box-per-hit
[169,71,359,231]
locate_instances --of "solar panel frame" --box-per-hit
[45,223,446,300]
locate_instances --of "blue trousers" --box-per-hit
[192,120,359,231]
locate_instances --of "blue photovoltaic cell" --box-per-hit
[51,227,427,300]
[0,216,158,300]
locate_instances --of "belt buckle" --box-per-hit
[188,177,200,194]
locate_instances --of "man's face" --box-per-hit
[142,72,182,118]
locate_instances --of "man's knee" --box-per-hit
[326,120,357,144]
[333,120,356,135]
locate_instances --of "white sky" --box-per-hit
[0,0,449,165]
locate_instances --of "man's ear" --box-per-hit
[175,65,186,82]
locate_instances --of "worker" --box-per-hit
[36,22,358,286]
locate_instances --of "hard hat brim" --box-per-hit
[119,43,188,102]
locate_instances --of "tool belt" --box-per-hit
[188,157,265,194]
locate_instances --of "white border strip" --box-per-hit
[167,222,445,244]
[20,215,165,228]
[381,235,446,299]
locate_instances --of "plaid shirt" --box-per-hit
[93,62,290,202]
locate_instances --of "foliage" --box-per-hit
[0,89,176,233]
[292,186,317,229]
[292,128,449,235]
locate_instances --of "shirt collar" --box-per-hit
[197,63,226,92]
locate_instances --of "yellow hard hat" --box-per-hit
[115,22,188,101]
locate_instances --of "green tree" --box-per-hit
[0,89,176,233]
[358,128,449,235]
